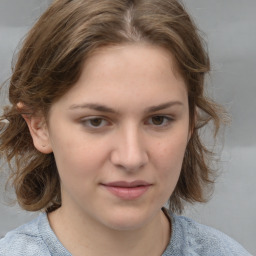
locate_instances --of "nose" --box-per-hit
[110,126,149,172]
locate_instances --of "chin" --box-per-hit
[101,207,155,231]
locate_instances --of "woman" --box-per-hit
[0,0,251,255]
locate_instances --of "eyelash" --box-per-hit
[81,116,110,129]
[146,115,174,127]
[80,115,174,130]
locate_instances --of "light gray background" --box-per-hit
[0,1,255,255]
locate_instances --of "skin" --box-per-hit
[24,43,190,256]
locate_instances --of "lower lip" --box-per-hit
[102,185,151,200]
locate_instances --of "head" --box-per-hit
[0,0,223,214]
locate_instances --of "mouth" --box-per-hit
[101,180,152,200]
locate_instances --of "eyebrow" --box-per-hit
[69,103,117,113]
[68,101,183,114]
[144,101,183,113]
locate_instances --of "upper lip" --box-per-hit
[102,180,151,188]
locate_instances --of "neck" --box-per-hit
[48,207,171,256]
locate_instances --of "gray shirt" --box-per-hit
[0,209,252,255]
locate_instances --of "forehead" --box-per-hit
[85,43,184,83]
[50,43,188,113]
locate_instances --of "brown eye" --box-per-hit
[151,116,165,125]
[89,118,103,127]
[81,117,109,129]
[146,115,173,127]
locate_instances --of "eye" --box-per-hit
[81,117,110,128]
[147,115,173,127]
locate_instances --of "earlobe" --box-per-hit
[22,114,53,154]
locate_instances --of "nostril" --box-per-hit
[110,149,148,172]
[109,130,149,171]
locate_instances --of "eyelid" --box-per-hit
[80,116,112,129]
[145,115,174,127]
[79,114,175,130]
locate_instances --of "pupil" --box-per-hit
[91,118,102,126]
[152,116,164,125]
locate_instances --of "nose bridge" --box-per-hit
[111,123,148,171]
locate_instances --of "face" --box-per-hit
[34,44,190,230]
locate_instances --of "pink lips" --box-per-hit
[101,180,151,200]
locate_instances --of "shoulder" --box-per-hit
[164,210,252,256]
[0,214,50,256]
[175,214,250,255]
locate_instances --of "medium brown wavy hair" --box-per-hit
[0,0,226,214]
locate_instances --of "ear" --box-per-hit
[22,114,53,154]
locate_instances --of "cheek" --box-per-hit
[52,144,101,199]
[53,144,102,176]
[154,136,188,180]
[50,124,105,163]
[50,135,114,196]
[149,138,187,205]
